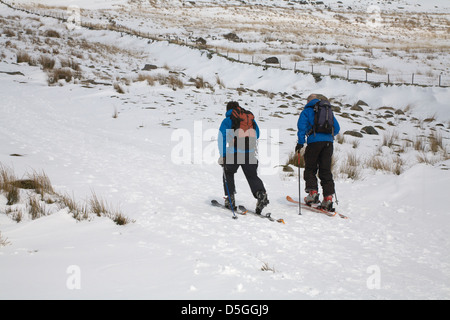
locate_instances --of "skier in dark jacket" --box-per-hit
[296,94,340,211]
[218,101,268,214]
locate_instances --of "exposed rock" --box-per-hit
[344,130,363,138]
[142,64,157,71]
[196,37,206,45]
[263,57,279,64]
[361,126,379,135]
[223,33,242,42]
[350,104,364,111]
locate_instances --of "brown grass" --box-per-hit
[48,68,77,84]
[286,151,305,168]
[339,152,361,180]
[38,55,55,70]
[16,51,35,65]
[0,165,20,205]
[0,231,10,247]
[0,163,132,225]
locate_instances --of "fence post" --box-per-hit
[439,74,441,87]
[388,74,390,84]
[412,73,414,85]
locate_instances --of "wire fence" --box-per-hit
[296,63,448,87]
[218,52,448,88]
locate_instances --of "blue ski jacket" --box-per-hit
[297,99,340,145]
[218,109,260,157]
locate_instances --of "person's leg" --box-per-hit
[223,163,239,196]
[241,161,265,197]
[318,142,335,197]
[303,142,321,193]
[241,154,268,213]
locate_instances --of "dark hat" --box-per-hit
[226,101,240,111]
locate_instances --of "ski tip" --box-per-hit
[277,219,285,224]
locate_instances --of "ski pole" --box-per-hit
[297,150,302,215]
[223,166,238,220]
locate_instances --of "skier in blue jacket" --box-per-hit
[296,94,340,211]
[218,101,268,213]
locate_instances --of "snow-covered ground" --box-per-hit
[0,0,449,300]
[5,0,450,86]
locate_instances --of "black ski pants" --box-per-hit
[223,153,266,198]
[303,141,335,197]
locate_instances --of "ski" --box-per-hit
[286,195,348,219]
[211,200,285,224]
[211,199,239,219]
[238,205,285,224]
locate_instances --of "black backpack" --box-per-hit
[309,100,335,136]
[230,105,257,151]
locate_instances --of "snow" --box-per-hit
[0,0,450,300]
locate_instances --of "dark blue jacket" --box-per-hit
[218,109,260,157]
[297,99,340,145]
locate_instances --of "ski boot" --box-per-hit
[304,190,319,206]
[224,194,236,211]
[255,191,269,215]
[320,195,334,212]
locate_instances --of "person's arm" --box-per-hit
[333,116,340,136]
[253,120,260,139]
[218,118,231,157]
[297,110,310,145]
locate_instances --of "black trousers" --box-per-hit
[303,141,335,197]
[223,153,266,198]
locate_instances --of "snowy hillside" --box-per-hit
[0,0,449,301]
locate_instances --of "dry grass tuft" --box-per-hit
[89,191,133,225]
[0,165,20,205]
[0,231,10,247]
[286,151,305,168]
[38,55,56,70]
[339,152,361,180]
[0,163,132,225]
[16,51,35,65]
[260,261,276,273]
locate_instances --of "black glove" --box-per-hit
[295,143,303,153]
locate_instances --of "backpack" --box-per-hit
[230,105,257,151]
[308,100,335,136]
